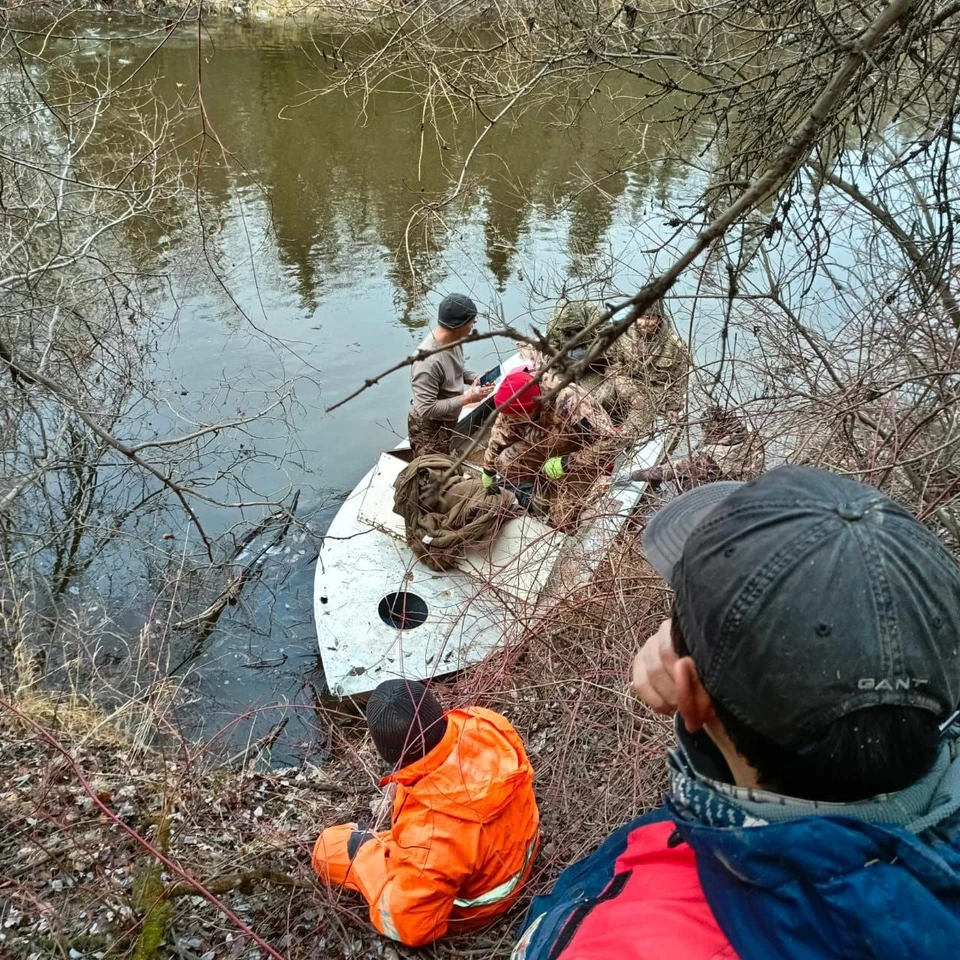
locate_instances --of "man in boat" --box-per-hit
[313,679,540,947]
[480,369,620,493]
[510,466,960,960]
[629,406,764,488]
[539,298,690,431]
[408,293,494,457]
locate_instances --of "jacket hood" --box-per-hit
[385,707,533,824]
[669,723,960,960]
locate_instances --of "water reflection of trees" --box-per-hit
[140,23,694,314]
[317,0,960,544]
[0,19,302,709]
[18,17,696,324]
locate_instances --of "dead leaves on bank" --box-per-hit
[0,706,365,960]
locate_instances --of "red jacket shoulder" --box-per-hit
[530,820,737,960]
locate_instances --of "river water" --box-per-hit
[15,13,718,760]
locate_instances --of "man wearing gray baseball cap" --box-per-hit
[511,465,960,960]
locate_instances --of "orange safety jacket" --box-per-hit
[313,706,540,947]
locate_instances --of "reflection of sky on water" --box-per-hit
[21,14,947,758]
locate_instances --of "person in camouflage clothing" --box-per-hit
[480,370,620,507]
[542,299,690,432]
[630,407,764,489]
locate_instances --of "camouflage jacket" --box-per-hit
[483,376,618,474]
[642,432,765,484]
[526,317,690,411]
[609,321,689,388]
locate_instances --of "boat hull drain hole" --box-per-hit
[378,591,428,629]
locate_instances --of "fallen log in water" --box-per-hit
[169,491,301,670]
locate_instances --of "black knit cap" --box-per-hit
[437,293,478,329]
[366,679,447,767]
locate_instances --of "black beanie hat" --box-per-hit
[438,293,478,329]
[366,679,447,767]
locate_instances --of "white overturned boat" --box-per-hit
[314,354,666,697]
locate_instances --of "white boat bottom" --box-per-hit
[316,450,570,697]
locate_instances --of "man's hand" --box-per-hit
[463,383,494,405]
[631,619,679,715]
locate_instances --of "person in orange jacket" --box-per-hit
[312,679,540,947]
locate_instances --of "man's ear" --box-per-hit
[673,656,716,733]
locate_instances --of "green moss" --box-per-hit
[133,896,171,960]
[132,812,173,960]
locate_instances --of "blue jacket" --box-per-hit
[513,725,960,960]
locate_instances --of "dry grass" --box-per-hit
[0,517,672,960]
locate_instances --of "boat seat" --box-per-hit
[357,451,409,539]
[458,514,566,604]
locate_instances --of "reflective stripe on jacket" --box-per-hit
[315,707,539,947]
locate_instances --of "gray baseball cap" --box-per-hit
[642,465,960,748]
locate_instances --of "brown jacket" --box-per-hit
[393,454,515,570]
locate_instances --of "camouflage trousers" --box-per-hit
[407,407,456,457]
[579,371,657,438]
